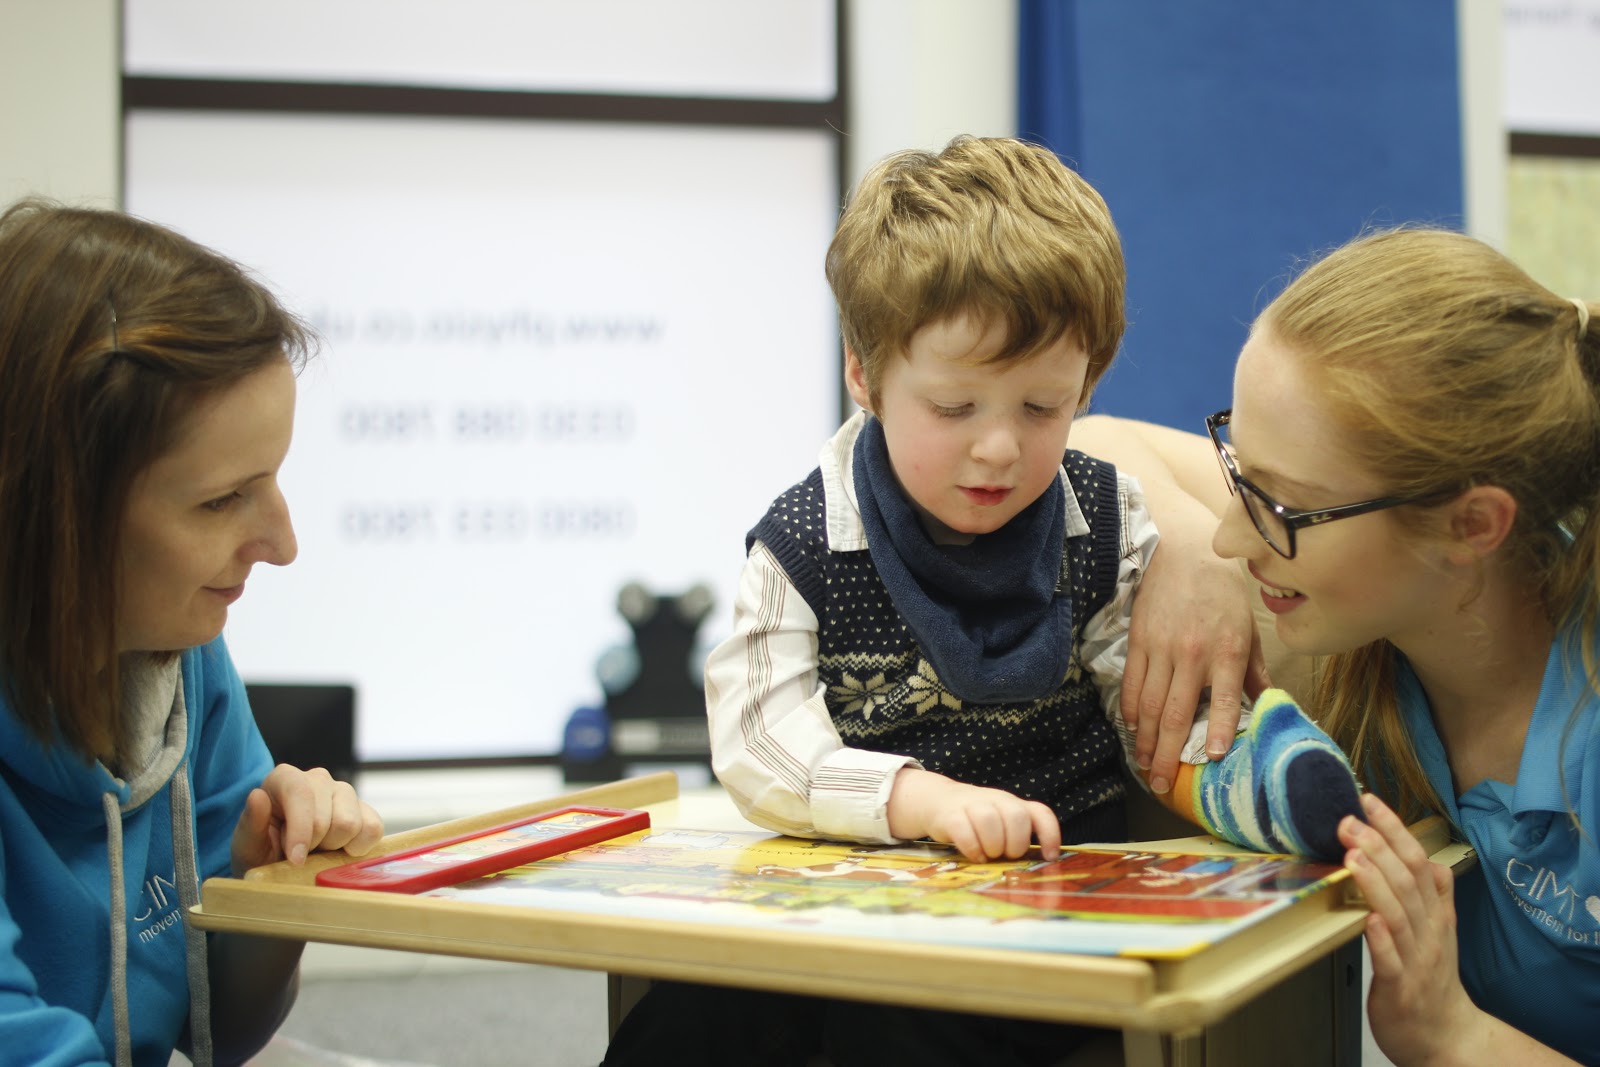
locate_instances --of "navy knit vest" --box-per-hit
[748,450,1128,844]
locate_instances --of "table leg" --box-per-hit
[607,973,653,1038]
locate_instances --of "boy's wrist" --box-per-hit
[886,766,945,840]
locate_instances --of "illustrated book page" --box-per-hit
[426,828,1347,959]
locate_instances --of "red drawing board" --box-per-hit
[316,805,650,893]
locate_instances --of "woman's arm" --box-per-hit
[1072,415,1234,519]
[206,766,382,1065]
[0,899,115,1064]
[190,642,382,1064]
[1071,414,1267,791]
[201,931,302,1067]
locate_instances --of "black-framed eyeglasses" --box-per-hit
[1204,409,1452,560]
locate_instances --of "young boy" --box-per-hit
[702,135,1361,871]
[603,136,1359,1067]
[706,135,1144,862]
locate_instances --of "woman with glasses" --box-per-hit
[1075,227,1599,1065]
[0,200,384,1067]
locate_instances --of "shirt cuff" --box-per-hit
[810,747,922,844]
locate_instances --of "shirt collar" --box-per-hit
[1510,616,1597,817]
[1401,615,1597,820]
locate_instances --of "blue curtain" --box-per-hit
[1019,0,1463,434]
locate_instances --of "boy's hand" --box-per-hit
[230,763,384,876]
[886,767,1060,862]
[1123,532,1268,791]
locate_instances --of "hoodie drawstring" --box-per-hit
[101,791,133,1067]
[102,761,213,1067]
[170,762,213,1067]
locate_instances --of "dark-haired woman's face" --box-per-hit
[115,358,298,654]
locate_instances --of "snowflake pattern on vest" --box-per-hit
[749,450,1126,837]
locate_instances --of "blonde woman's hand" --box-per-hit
[1124,529,1268,791]
[1340,793,1476,1064]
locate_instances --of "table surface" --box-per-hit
[192,771,1426,1034]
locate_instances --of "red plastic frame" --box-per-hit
[315,805,650,894]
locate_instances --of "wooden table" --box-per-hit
[193,771,1454,1067]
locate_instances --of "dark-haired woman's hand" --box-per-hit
[229,763,384,876]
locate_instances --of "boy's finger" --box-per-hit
[948,821,985,863]
[1003,808,1035,859]
[1024,809,1062,857]
[969,806,1008,861]
[1029,803,1062,861]
[241,787,272,835]
[229,789,277,874]
[318,781,378,853]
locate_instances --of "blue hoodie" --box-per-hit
[0,636,271,1067]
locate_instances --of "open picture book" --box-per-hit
[425,826,1347,959]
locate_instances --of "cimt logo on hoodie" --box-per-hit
[134,872,181,943]
[1503,856,1600,946]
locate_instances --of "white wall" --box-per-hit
[0,0,120,207]
[843,0,1016,187]
[0,1,1017,208]
[1459,0,1508,246]
[0,0,1499,237]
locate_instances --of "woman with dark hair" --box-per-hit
[0,200,383,1066]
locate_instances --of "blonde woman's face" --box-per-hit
[115,358,299,654]
[1211,329,1456,655]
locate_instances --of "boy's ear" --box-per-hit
[844,347,874,413]
[1442,485,1518,564]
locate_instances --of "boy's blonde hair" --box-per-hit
[1261,227,1600,821]
[826,135,1125,405]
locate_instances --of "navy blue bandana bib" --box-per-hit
[851,415,1074,704]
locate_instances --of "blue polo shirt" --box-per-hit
[1397,620,1600,1064]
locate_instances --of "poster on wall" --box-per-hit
[1507,156,1600,301]
[1503,0,1600,136]
[123,111,840,761]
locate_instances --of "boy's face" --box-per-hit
[846,314,1088,540]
